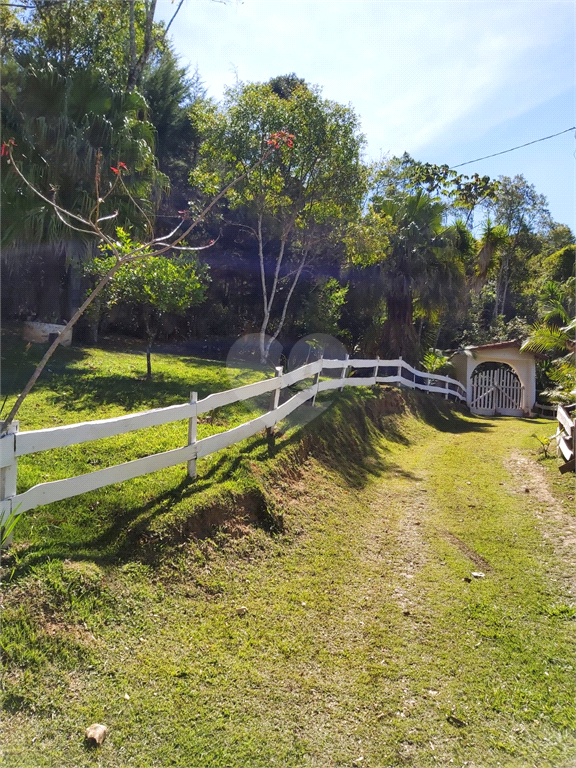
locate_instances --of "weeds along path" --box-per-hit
[2,402,575,768]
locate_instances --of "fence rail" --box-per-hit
[556,403,575,473]
[0,357,466,526]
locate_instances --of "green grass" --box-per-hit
[1,328,575,767]
[1,326,287,565]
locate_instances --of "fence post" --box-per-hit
[0,420,19,548]
[312,355,323,407]
[266,366,283,447]
[398,355,403,384]
[373,355,380,383]
[339,353,349,391]
[187,392,198,479]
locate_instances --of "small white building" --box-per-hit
[450,340,538,416]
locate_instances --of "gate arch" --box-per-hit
[449,341,538,416]
[469,361,523,415]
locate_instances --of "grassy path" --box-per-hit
[2,403,575,767]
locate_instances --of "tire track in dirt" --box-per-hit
[504,449,576,600]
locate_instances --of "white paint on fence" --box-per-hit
[0,357,466,526]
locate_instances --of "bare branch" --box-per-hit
[96,211,119,224]
[7,148,96,229]
[164,0,185,35]
[53,207,98,237]
[0,140,277,432]
[117,174,154,238]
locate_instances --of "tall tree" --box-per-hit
[372,152,499,225]
[3,0,182,90]
[481,175,552,321]
[191,78,366,361]
[347,192,471,363]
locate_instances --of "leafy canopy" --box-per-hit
[190,80,367,229]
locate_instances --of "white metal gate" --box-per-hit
[470,364,523,415]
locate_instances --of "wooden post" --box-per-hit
[0,420,19,548]
[373,355,380,383]
[398,355,403,384]
[266,366,283,452]
[187,392,198,479]
[311,356,323,407]
[339,353,349,391]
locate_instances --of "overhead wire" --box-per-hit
[451,126,576,168]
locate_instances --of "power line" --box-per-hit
[1,1,73,7]
[451,126,576,169]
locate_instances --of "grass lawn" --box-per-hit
[1,328,574,767]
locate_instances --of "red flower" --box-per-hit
[111,166,119,175]
[118,162,129,171]
[267,131,295,149]
[1,138,17,157]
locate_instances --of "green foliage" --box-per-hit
[111,254,207,316]
[539,244,576,285]
[1,504,22,548]
[372,152,500,222]
[344,207,391,268]
[475,218,510,279]
[489,174,552,234]
[522,279,575,403]
[87,229,209,374]
[298,278,349,336]
[191,79,367,226]
[141,46,205,190]
[421,348,454,375]
[1,63,166,246]
[349,190,469,362]
[5,0,161,88]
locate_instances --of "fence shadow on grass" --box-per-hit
[403,391,494,435]
[5,385,494,577]
[42,363,247,414]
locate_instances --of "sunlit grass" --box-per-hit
[1,328,574,767]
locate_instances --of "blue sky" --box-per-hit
[158,0,575,232]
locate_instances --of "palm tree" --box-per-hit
[373,191,469,363]
[1,61,167,322]
[521,278,575,403]
[2,62,165,247]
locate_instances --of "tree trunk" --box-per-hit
[258,231,289,364]
[379,294,419,363]
[146,347,152,380]
[127,0,157,92]
[143,313,155,380]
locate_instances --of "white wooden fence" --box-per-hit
[0,357,466,527]
[556,403,575,474]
